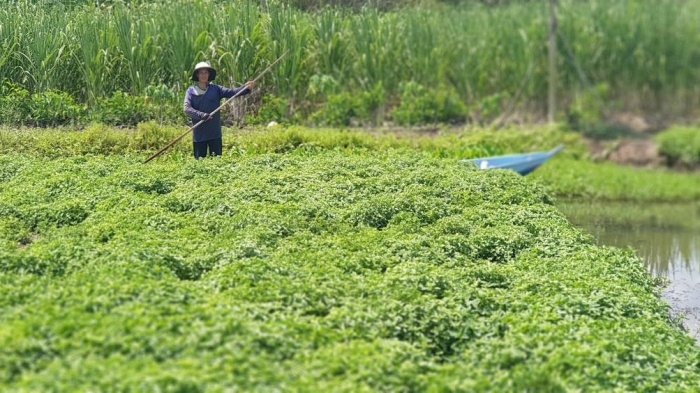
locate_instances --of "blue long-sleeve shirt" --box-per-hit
[183,84,251,142]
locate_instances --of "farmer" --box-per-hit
[183,62,254,158]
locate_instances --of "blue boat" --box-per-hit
[462,144,565,175]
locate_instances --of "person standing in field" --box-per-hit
[183,62,254,158]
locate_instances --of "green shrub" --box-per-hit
[309,92,365,126]
[29,90,86,127]
[566,84,609,126]
[246,94,290,125]
[655,126,700,167]
[129,121,183,152]
[143,84,182,125]
[94,91,149,127]
[0,81,31,125]
[0,83,85,127]
[472,92,504,124]
[392,81,466,126]
[308,80,384,127]
[307,74,340,98]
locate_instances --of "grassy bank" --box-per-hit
[2,124,699,202]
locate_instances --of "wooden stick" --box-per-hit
[144,50,289,163]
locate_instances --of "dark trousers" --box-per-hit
[193,138,223,159]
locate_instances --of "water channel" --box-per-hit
[557,200,700,343]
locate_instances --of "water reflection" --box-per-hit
[557,200,700,342]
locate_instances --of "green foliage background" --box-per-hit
[2,0,700,126]
[654,127,700,168]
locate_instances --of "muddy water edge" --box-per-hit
[557,200,700,343]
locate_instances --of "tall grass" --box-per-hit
[268,3,312,100]
[349,10,405,92]
[72,9,119,101]
[1,3,73,92]
[112,5,163,95]
[3,0,700,118]
[312,7,351,79]
[158,0,217,89]
[219,1,267,87]
[558,1,700,113]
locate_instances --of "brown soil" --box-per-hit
[581,112,696,169]
[587,138,661,167]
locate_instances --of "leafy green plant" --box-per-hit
[28,90,86,127]
[144,84,180,125]
[4,0,700,123]
[246,94,290,125]
[309,91,364,126]
[0,80,31,125]
[1,149,699,391]
[473,92,504,124]
[655,126,700,167]
[392,81,466,125]
[566,83,613,136]
[94,91,149,127]
[307,74,340,98]
[307,80,385,127]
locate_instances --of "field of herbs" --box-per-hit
[2,125,700,390]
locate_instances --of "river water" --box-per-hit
[557,200,700,342]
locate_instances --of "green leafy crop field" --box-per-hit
[1,146,699,391]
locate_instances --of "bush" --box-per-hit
[0,81,187,128]
[565,83,613,136]
[655,126,700,167]
[144,84,183,125]
[1,137,700,391]
[0,80,31,126]
[392,81,466,126]
[305,76,383,127]
[29,90,86,127]
[246,94,290,125]
[0,82,85,127]
[309,92,364,127]
[94,91,149,127]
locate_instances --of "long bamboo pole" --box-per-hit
[548,0,558,123]
[144,50,289,163]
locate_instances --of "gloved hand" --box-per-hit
[200,112,211,121]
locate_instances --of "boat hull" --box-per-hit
[462,144,564,175]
